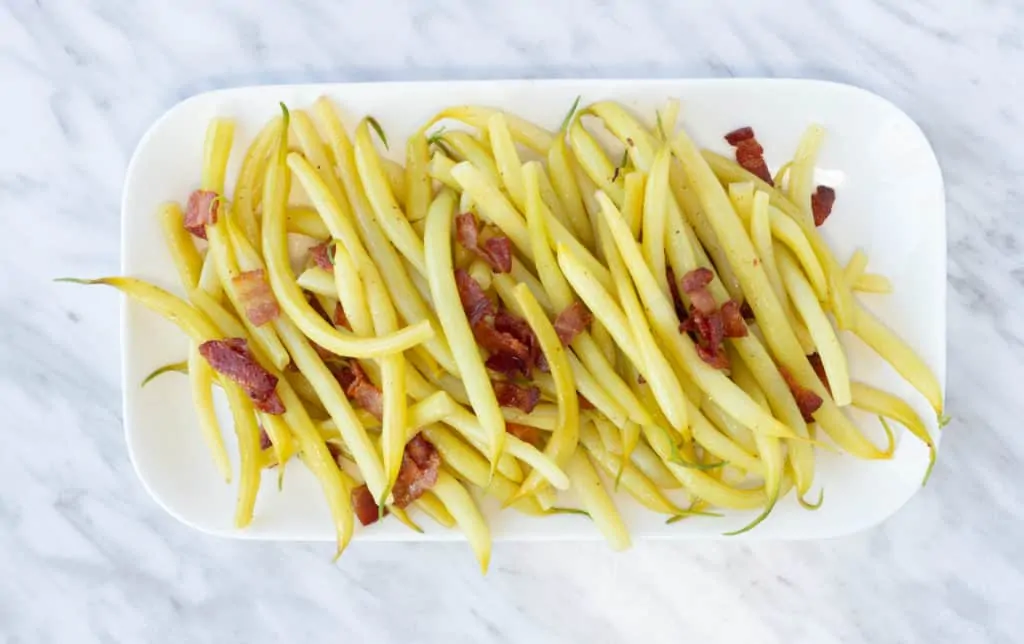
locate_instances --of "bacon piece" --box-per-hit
[391,434,441,508]
[258,426,272,450]
[736,139,773,184]
[184,189,220,239]
[476,322,531,376]
[811,185,836,227]
[352,484,383,526]
[689,289,717,315]
[724,127,755,145]
[554,301,592,346]
[329,360,383,420]
[779,366,823,422]
[680,268,717,316]
[696,344,730,370]
[724,127,773,186]
[332,302,350,329]
[484,352,526,378]
[455,212,513,273]
[493,381,541,413]
[680,267,714,292]
[695,310,725,350]
[455,269,496,326]
[231,269,280,326]
[476,309,539,378]
[199,338,284,414]
[309,242,333,270]
[808,352,831,395]
[506,422,543,447]
[720,300,748,338]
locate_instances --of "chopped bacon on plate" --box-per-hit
[779,365,824,422]
[198,338,284,414]
[328,359,383,420]
[352,484,383,526]
[456,269,541,377]
[231,269,279,326]
[554,301,592,346]
[455,212,513,273]
[183,189,221,239]
[392,434,441,508]
[724,127,773,185]
[811,185,836,227]
[676,268,747,370]
[493,380,541,413]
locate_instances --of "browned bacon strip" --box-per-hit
[680,268,717,315]
[554,301,592,346]
[391,435,441,508]
[493,381,541,413]
[719,300,748,338]
[811,185,836,227]
[328,360,383,420]
[724,127,773,185]
[455,212,513,273]
[352,484,383,526]
[199,338,284,414]
[184,189,221,239]
[231,269,279,326]
[779,366,823,422]
[455,269,496,326]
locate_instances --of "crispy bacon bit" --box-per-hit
[506,422,543,447]
[808,352,831,395]
[455,269,495,326]
[677,268,735,369]
[724,127,755,145]
[554,301,592,346]
[680,268,717,315]
[258,426,272,450]
[779,366,823,422]
[696,344,730,370]
[476,319,533,377]
[329,360,383,420]
[578,393,595,410]
[680,267,714,292]
[231,269,280,326]
[309,242,333,270]
[332,302,350,330]
[455,212,512,273]
[720,300,748,338]
[352,484,383,526]
[724,127,773,185]
[392,435,441,508]
[811,185,836,227]
[199,338,284,414]
[184,189,220,239]
[493,381,541,413]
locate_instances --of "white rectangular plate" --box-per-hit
[122,79,945,541]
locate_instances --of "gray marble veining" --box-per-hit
[2,0,1022,642]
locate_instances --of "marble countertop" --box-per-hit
[3,1,1022,642]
